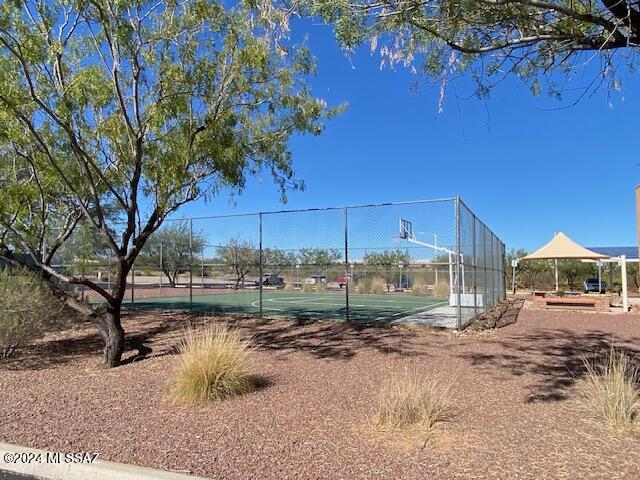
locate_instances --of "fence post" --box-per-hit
[455,196,462,330]
[189,218,193,313]
[344,207,349,323]
[259,213,263,319]
[159,241,163,297]
[472,213,478,318]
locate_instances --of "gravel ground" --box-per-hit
[2,308,640,479]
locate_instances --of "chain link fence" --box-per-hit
[52,197,505,329]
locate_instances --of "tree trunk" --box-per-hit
[50,289,125,367]
[162,269,176,287]
[95,306,125,367]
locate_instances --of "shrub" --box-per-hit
[0,268,65,359]
[411,283,428,296]
[302,281,326,293]
[577,346,640,433]
[374,367,454,431]
[433,281,450,299]
[354,279,370,294]
[356,277,385,295]
[168,324,254,404]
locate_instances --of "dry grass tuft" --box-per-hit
[374,367,454,432]
[356,278,386,295]
[433,281,450,299]
[167,324,254,405]
[577,346,640,434]
[302,282,326,293]
[411,283,429,296]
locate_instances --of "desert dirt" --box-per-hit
[1,306,640,479]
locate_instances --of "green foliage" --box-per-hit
[520,259,551,290]
[0,0,337,365]
[504,248,527,289]
[298,248,342,276]
[53,222,112,266]
[0,268,65,358]
[559,260,595,290]
[263,248,298,275]
[363,250,411,291]
[308,0,635,104]
[139,222,206,286]
[0,0,336,283]
[217,237,259,288]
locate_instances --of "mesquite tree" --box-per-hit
[139,222,206,287]
[0,0,334,366]
[217,237,259,288]
[309,0,640,103]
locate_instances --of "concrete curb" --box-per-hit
[0,442,210,480]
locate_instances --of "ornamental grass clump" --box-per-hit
[577,346,640,434]
[374,367,454,431]
[168,324,254,405]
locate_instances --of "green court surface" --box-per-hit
[129,290,449,324]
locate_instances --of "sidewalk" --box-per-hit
[0,442,212,480]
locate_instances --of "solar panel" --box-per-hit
[587,246,639,260]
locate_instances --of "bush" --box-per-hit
[411,283,428,296]
[433,281,450,299]
[0,268,65,359]
[374,367,454,431]
[356,277,385,295]
[578,346,640,433]
[302,281,326,293]
[168,324,254,404]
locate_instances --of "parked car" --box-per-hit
[256,274,284,288]
[304,275,327,285]
[583,277,606,293]
[337,273,357,288]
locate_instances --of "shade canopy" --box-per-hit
[522,232,609,260]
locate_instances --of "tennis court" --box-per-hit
[129,291,450,324]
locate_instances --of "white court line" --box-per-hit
[265,296,448,309]
[262,294,439,305]
[250,295,449,317]
[373,300,450,322]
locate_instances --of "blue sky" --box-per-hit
[177,21,639,253]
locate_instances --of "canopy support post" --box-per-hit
[554,259,559,292]
[598,260,602,294]
[621,255,628,313]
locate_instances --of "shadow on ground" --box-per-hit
[459,327,640,402]
[1,310,452,370]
